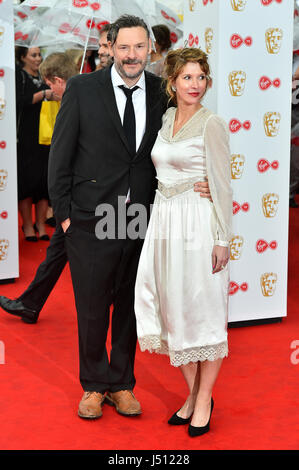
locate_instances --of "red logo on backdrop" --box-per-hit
[170,32,178,43]
[257,159,279,173]
[261,0,282,5]
[230,34,252,49]
[259,76,281,90]
[256,239,277,253]
[233,201,250,215]
[229,281,248,295]
[0,211,8,219]
[0,69,4,77]
[188,34,199,47]
[90,2,101,10]
[97,21,109,31]
[73,0,88,7]
[229,119,251,133]
[0,141,6,149]
[161,10,177,23]
[203,0,214,5]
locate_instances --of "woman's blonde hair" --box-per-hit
[164,47,211,104]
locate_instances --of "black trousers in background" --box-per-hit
[18,225,68,312]
[65,224,144,394]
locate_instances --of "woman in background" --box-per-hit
[146,24,172,77]
[15,46,59,241]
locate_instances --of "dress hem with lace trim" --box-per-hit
[138,336,228,367]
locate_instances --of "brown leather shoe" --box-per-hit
[106,390,142,416]
[78,391,105,419]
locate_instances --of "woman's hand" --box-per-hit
[212,245,229,274]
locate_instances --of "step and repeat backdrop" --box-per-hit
[0,0,19,281]
[184,0,293,322]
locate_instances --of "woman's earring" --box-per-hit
[171,85,176,92]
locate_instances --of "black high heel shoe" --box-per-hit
[22,226,37,242]
[168,409,193,425]
[188,397,214,437]
[33,223,50,241]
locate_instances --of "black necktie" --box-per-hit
[119,85,139,155]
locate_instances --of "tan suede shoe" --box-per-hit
[78,391,105,419]
[106,390,142,416]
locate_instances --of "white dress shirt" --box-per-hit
[111,64,147,152]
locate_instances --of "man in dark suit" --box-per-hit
[48,15,168,419]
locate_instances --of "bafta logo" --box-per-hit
[262,193,279,218]
[0,239,9,262]
[230,236,244,261]
[205,28,213,54]
[230,0,247,11]
[189,0,196,11]
[264,112,281,137]
[260,272,277,297]
[0,27,4,47]
[265,28,283,54]
[0,169,8,191]
[229,71,246,97]
[231,154,245,179]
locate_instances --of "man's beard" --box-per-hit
[116,58,147,80]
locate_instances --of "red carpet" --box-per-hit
[0,199,298,451]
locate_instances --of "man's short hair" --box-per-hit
[39,52,78,82]
[107,15,150,46]
[99,23,111,36]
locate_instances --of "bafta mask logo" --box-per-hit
[230,0,247,11]
[262,193,279,218]
[231,154,245,179]
[260,272,277,297]
[0,239,9,262]
[189,0,196,10]
[0,169,8,191]
[230,236,244,260]
[0,80,5,120]
[0,26,4,47]
[205,28,213,54]
[264,112,281,137]
[229,71,246,97]
[265,28,283,54]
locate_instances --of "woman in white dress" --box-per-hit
[134,48,232,436]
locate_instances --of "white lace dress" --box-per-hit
[134,107,233,367]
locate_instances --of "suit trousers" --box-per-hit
[65,223,144,393]
[18,225,68,313]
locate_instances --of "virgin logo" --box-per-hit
[233,201,250,215]
[0,69,4,78]
[203,0,214,5]
[170,32,178,43]
[259,76,281,90]
[261,0,282,5]
[257,159,279,172]
[161,10,177,24]
[73,0,88,7]
[86,19,96,29]
[188,34,199,47]
[230,34,252,49]
[0,211,8,219]
[256,239,277,253]
[17,12,28,19]
[59,23,72,34]
[15,32,29,41]
[229,119,251,133]
[97,21,109,31]
[0,141,6,149]
[229,281,248,295]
